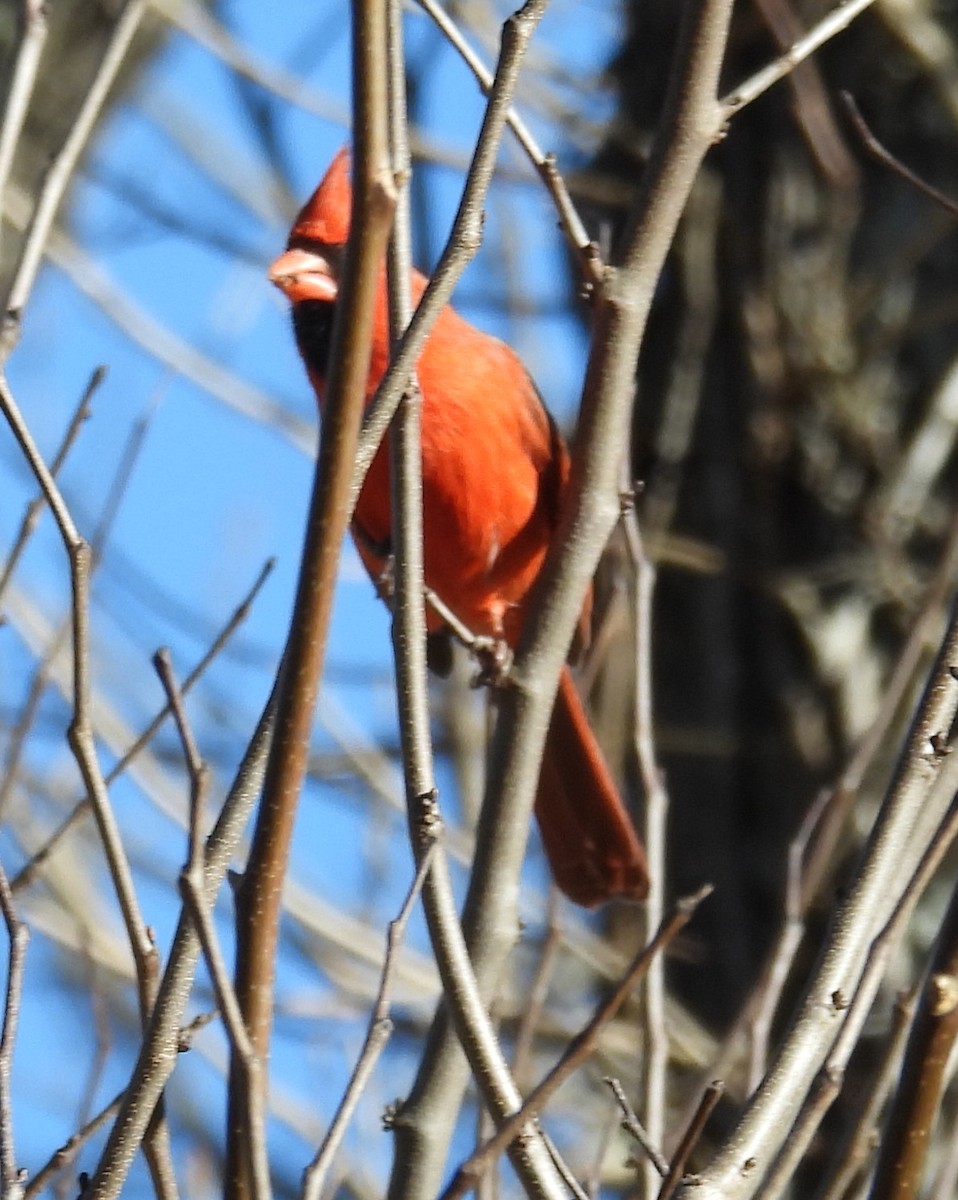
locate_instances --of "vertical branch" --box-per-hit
[624,506,669,1200]
[225,0,396,1191]
[390,5,736,1197]
[384,4,569,1197]
[869,877,958,1200]
[0,865,28,1197]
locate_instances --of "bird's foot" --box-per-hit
[470,637,513,689]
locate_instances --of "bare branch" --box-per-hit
[0,0,49,209]
[0,0,148,363]
[0,864,28,1198]
[302,842,438,1200]
[720,0,877,119]
[441,888,712,1200]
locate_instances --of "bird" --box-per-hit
[269,147,648,906]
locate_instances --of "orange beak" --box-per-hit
[268,246,339,304]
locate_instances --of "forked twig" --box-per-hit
[412,0,601,287]
[440,887,712,1200]
[605,1077,669,1177]
[11,558,274,893]
[0,365,101,609]
[154,650,271,1200]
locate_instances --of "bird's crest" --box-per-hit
[289,145,352,246]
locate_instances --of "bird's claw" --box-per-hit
[470,637,513,688]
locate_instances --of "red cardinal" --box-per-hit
[270,148,648,906]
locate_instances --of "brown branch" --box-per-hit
[225,0,396,1190]
[657,1081,724,1200]
[869,874,958,1199]
[842,91,958,219]
[153,650,272,1200]
[394,6,736,1197]
[385,1,569,1195]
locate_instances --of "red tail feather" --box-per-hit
[535,668,649,907]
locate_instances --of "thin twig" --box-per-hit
[383,2,568,1196]
[719,0,877,120]
[841,92,958,220]
[586,1101,627,1200]
[24,1092,123,1200]
[153,651,272,1200]
[0,864,28,1197]
[657,1081,724,1200]
[605,1077,669,1177]
[302,842,438,1200]
[622,474,668,1200]
[398,5,736,1198]
[745,786,832,1094]
[412,0,602,287]
[12,558,274,893]
[0,0,148,363]
[0,366,101,609]
[0,368,158,1016]
[0,0,49,212]
[441,888,713,1200]
[511,892,562,1090]
[85,677,278,1200]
